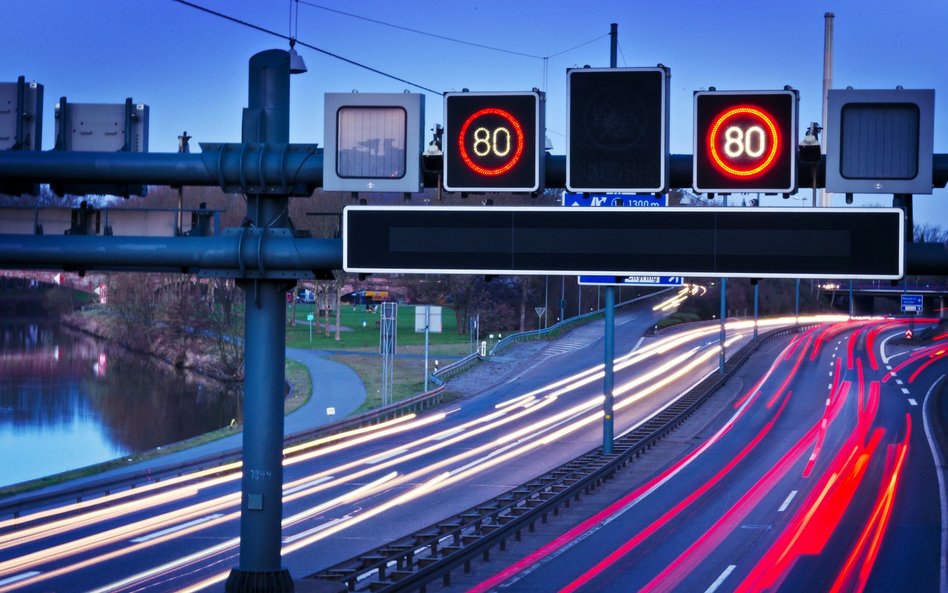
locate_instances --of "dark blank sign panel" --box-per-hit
[344,206,903,280]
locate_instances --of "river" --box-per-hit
[0,318,241,489]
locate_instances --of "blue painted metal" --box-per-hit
[719,278,727,374]
[603,286,615,455]
[224,49,295,593]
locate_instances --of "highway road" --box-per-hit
[0,288,784,593]
[463,317,948,593]
[0,288,883,593]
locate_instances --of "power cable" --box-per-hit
[299,1,608,62]
[170,0,443,95]
[298,1,545,59]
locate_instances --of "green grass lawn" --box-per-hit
[285,303,475,350]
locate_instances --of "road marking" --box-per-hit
[886,365,893,371]
[285,475,334,495]
[921,375,948,593]
[829,371,834,377]
[284,515,349,544]
[0,572,41,587]
[366,448,407,464]
[896,379,904,385]
[902,388,911,395]
[130,514,224,543]
[433,427,465,441]
[828,383,833,390]
[908,399,918,406]
[778,490,798,512]
[704,565,737,593]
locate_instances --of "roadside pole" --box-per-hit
[603,286,615,455]
[226,49,295,593]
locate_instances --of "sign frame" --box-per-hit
[322,92,425,193]
[693,89,798,194]
[566,66,670,194]
[825,88,935,195]
[343,206,904,280]
[443,91,545,193]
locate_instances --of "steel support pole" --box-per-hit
[603,286,615,455]
[226,49,295,593]
[719,278,727,374]
[796,278,801,318]
[753,281,759,341]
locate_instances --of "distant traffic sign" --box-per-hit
[566,67,670,193]
[343,206,904,280]
[563,192,666,207]
[900,294,923,313]
[693,89,798,194]
[579,275,683,286]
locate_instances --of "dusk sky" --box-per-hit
[6,0,946,225]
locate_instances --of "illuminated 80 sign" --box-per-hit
[694,89,798,193]
[444,91,544,192]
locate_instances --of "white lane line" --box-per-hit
[909,399,918,406]
[828,383,833,390]
[902,388,911,395]
[433,427,465,441]
[284,515,349,544]
[365,448,407,464]
[886,365,894,371]
[829,371,834,377]
[778,490,798,512]
[921,375,948,593]
[285,475,334,496]
[880,333,901,365]
[704,565,737,593]
[896,379,904,385]
[130,514,224,543]
[0,572,41,587]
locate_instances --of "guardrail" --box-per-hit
[308,323,815,592]
[490,288,674,356]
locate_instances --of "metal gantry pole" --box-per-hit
[603,286,615,455]
[753,280,759,341]
[719,277,727,374]
[226,49,295,593]
[601,22,618,457]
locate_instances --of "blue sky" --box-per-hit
[5,0,946,225]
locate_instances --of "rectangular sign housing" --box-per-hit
[343,206,904,280]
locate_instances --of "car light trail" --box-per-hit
[0,314,823,593]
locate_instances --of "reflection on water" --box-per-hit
[0,320,241,488]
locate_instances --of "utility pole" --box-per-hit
[226,50,296,593]
[602,21,619,456]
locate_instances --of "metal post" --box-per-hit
[820,12,834,207]
[795,278,800,318]
[560,275,566,322]
[578,278,582,315]
[226,49,295,593]
[849,279,854,317]
[424,305,430,391]
[603,286,615,455]
[544,275,549,328]
[601,23,618,457]
[719,278,727,374]
[753,280,759,341]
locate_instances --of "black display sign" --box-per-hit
[694,90,798,193]
[443,92,543,192]
[567,67,669,193]
[344,206,903,279]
